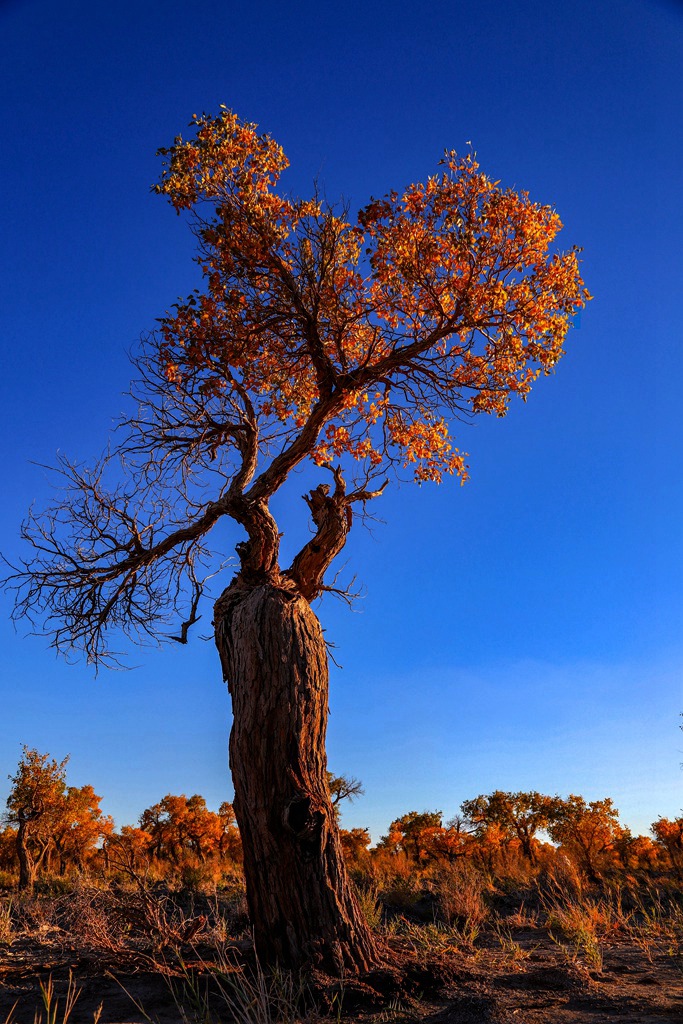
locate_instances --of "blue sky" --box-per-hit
[1,0,681,842]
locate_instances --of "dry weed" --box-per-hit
[430,863,489,943]
[116,949,319,1024]
[626,886,683,970]
[355,884,383,931]
[543,854,584,899]
[55,885,128,953]
[504,902,540,929]
[0,898,13,945]
[493,922,534,961]
[379,874,425,913]
[3,973,102,1024]
[11,894,60,937]
[542,891,621,972]
[395,918,463,956]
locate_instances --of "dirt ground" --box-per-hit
[0,925,681,1024]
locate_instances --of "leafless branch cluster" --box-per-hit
[3,443,234,666]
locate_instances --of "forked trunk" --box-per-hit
[214,579,378,974]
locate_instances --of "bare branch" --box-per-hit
[2,448,239,666]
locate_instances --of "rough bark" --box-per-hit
[286,471,352,601]
[214,578,378,974]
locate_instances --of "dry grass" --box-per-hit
[625,886,683,970]
[355,884,383,931]
[503,902,540,929]
[2,863,682,1022]
[429,862,489,943]
[0,899,12,946]
[540,881,628,972]
[116,950,328,1024]
[493,921,534,961]
[3,972,102,1024]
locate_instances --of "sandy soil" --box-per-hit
[0,925,681,1023]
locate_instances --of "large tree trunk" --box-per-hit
[214,578,378,974]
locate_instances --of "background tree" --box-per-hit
[327,772,364,822]
[460,790,560,865]
[378,811,444,862]
[140,794,212,864]
[138,798,172,863]
[615,832,661,875]
[103,825,154,877]
[4,747,69,891]
[420,819,474,863]
[651,816,683,879]
[6,109,588,971]
[4,750,112,887]
[547,795,624,882]
[339,827,372,863]
[138,793,241,871]
[50,784,113,875]
[217,801,242,862]
[0,826,19,876]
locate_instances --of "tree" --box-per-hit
[421,818,474,863]
[460,790,560,865]
[51,784,113,874]
[615,832,660,875]
[6,109,588,971]
[103,825,153,876]
[4,747,69,891]
[4,749,112,888]
[378,811,444,861]
[0,826,19,875]
[217,801,242,862]
[339,827,372,862]
[139,793,236,865]
[547,795,624,882]
[327,772,364,821]
[651,816,683,878]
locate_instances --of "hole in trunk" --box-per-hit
[286,796,325,862]
[287,796,312,835]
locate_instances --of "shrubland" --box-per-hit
[1,749,681,1022]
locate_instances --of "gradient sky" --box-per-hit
[1,0,681,843]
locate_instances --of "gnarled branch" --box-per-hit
[285,466,387,601]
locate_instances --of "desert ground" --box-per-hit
[1,873,681,1023]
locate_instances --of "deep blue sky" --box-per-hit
[1,0,681,841]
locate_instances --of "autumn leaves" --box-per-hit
[152,110,589,489]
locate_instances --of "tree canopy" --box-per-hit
[4,747,112,889]
[6,109,589,665]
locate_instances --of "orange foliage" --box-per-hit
[104,825,154,875]
[0,827,18,873]
[4,748,112,889]
[152,109,589,487]
[651,816,683,876]
[547,796,626,881]
[340,827,372,861]
[616,833,661,874]
[139,794,240,866]
[461,791,560,865]
[418,825,473,863]
[51,784,113,873]
[8,108,590,670]
[378,811,444,862]
[6,750,672,894]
